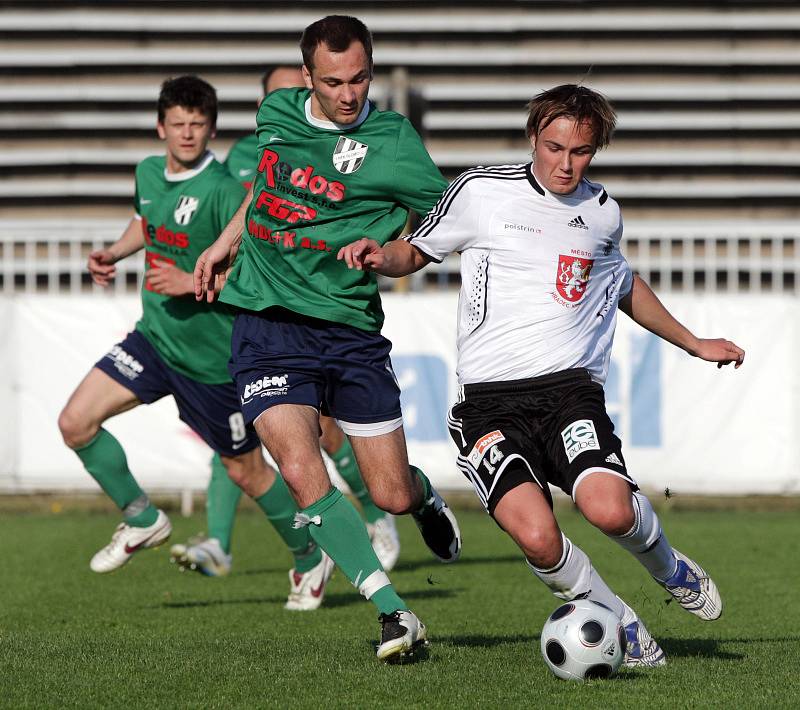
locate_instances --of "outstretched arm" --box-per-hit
[337,238,431,277]
[619,274,745,368]
[194,185,252,302]
[87,217,145,287]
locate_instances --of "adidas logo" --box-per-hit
[605,452,622,466]
[568,215,589,230]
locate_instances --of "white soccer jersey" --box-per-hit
[405,163,633,385]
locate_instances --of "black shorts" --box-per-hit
[95,330,260,457]
[447,369,636,515]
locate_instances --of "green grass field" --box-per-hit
[1,504,798,708]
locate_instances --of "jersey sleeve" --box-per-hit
[391,118,448,217]
[133,164,142,218]
[403,171,480,263]
[213,177,247,234]
[612,212,634,297]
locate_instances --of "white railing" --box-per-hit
[1,219,798,294]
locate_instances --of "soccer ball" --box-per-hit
[540,599,626,681]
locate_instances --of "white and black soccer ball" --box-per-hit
[540,599,626,681]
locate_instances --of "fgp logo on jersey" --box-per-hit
[561,419,600,463]
[556,254,594,303]
[332,136,368,174]
[174,195,200,226]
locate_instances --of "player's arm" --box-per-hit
[88,216,145,287]
[145,264,193,297]
[337,238,430,276]
[194,185,253,302]
[619,274,745,368]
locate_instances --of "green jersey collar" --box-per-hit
[164,151,215,182]
[304,97,370,131]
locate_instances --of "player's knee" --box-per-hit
[57,406,97,449]
[369,486,414,515]
[583,499,635,536]
[513,525,562,567]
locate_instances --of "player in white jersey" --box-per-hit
[339,84,745,668]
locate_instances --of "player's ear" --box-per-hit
[156,121,166,140]
[301,65,314,90]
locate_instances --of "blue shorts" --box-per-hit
[95,329,260,457]
[230,308,403,436]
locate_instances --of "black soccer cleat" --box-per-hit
[376,610,428,662]
[412,488,462,563]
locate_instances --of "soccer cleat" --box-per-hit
[658,549,722,621]
[619,600,666,668]
[170,537,232,577]
[285,550,335,611]
[376,610,428,662]
[90,509,172,573]
[368,514,401,572]
[411,488,461,563]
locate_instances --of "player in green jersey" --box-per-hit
[195,16,461,661]
[198,65,401,574]
[58,76,334,611]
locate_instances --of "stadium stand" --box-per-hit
[0,1,798,292]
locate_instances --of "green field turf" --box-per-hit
[1,505,798,708]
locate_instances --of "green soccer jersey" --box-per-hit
[219,87,448,332]
[224,133,259,188]
[134,152,246,383]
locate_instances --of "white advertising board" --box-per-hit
[0,292,794,496]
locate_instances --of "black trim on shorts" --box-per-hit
[461,368,592,398]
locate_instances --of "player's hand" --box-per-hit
[693,338,745,369]
[87,248,118,287]
[194,237,240,303]
[337,238,384,271]
[146,265,193,297]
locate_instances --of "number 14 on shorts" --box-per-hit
[468,430,506,476]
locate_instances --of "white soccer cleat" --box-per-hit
[170,537,232,577]
[285,550,335,611]
[376,610,428,662]
[619,599,666,668]
[90,509,172,573]
[658,549,723,621]
[368,514,401,572]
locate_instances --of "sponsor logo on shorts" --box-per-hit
[561,419,600,463]
[605,452,623,466]
[467,430,505,469]
[105,345,144,380]
[241,374,289,404]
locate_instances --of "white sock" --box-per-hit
[527,534,625,620]
[611,492,678,582]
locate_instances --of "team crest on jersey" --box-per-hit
[556,254,594,303]
[174,195,200,226]
[332,136,368,174]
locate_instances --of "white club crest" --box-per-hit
[174,195,200,226]
[332,136,368,174]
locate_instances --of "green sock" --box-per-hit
[254,473,322,574]
[206,453,242,554]
[412,465,433,512]
[73,428,158,527]
[299,488,407,615]
[329,438,385,524]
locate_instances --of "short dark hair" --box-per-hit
[157,75,217,126]
[525,84,616,151]
[300,15,373,73]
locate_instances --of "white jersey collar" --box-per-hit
[525,163,606,205]
[164,151,215,182]
[304,97,370,131]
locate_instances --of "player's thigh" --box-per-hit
[59,367,142,444]
[573,472,635,535]
[253,403,331,507]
